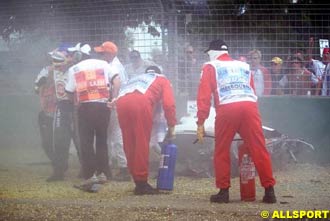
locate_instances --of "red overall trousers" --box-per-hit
[214,101,275,189]
[116,92,153,182]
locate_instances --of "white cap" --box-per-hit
[68,43,91,55]
[80,44,91,55]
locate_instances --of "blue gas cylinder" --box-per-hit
[157,142,177,190]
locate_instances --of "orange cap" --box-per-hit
[94,41,118,55]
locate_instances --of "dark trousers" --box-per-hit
[52,100,76,175]
[38,111,54,161]
[78,102,111,179]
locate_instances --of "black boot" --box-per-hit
[210,188,229,203]
[134,181,159,195]
[263,186,277,203]
[113,167,131,182]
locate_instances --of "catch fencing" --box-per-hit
[0,0,329,98]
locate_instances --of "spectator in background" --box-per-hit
[321,47,330,96]
[178,44,200,99]
[248,49,272,96]
[124,50,156,79]
[291,49,322,96]
[303,37,324,95]
[270,56,287,95]
[287,54,313,95]
[306,57,325,96]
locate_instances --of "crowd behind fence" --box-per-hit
[0,0,329,97]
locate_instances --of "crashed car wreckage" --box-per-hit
[173,106,315,178]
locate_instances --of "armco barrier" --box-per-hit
[258,96,330,164]
[0,94,40,151]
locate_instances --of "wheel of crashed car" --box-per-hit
[283,139,316,164]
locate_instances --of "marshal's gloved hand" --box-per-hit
[165,126,176,141]
[196,124,205,144]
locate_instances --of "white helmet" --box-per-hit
[49,50,68,66]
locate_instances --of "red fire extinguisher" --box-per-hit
[238,143,256,201]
